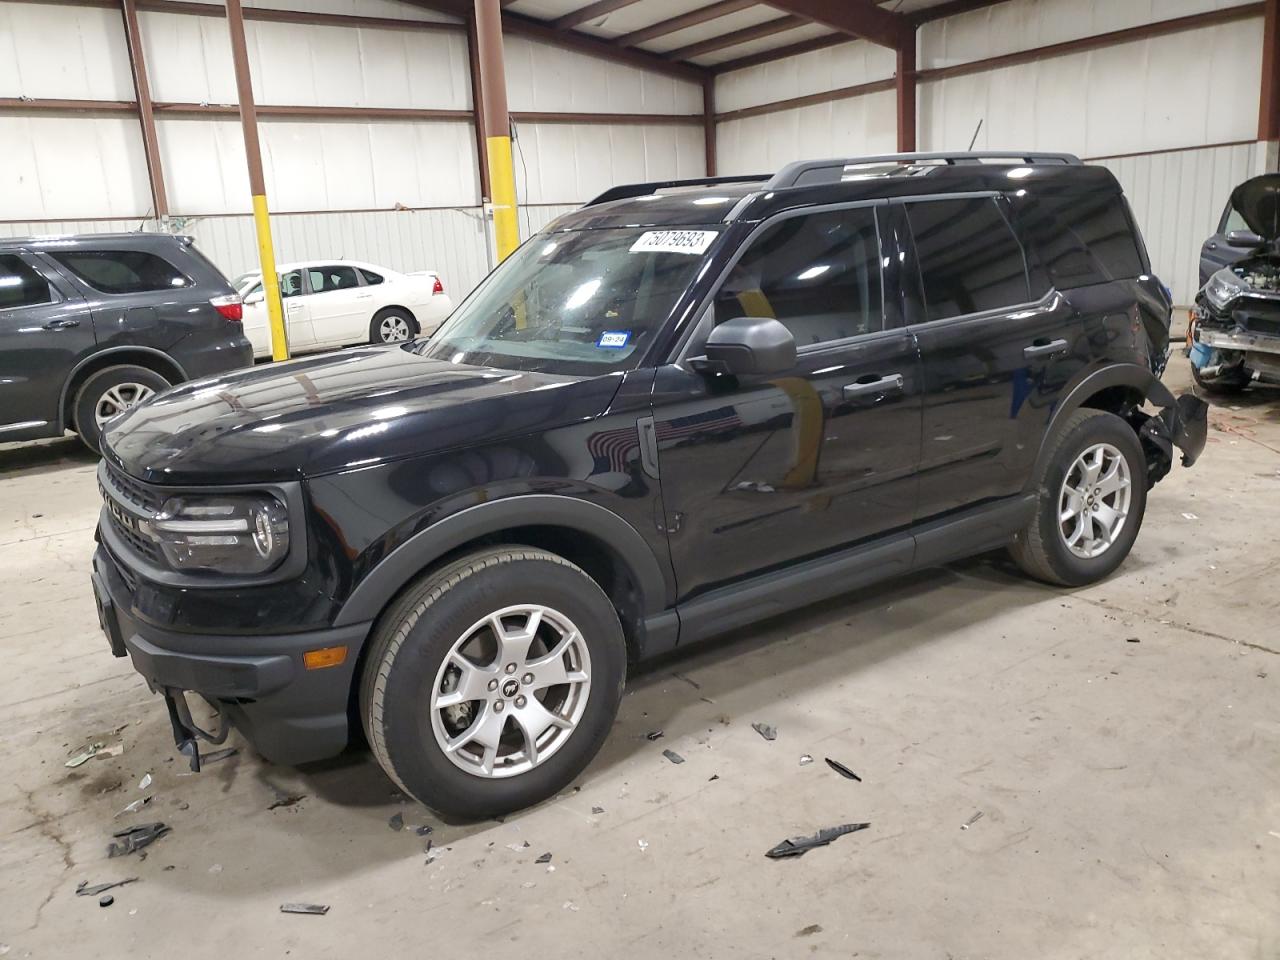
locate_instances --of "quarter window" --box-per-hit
[0,255,55,310]
[359,268,384,285]
[51,250,190,295]
[907,198,1030,321]
[714,208,884,348]
[308,266,360,293]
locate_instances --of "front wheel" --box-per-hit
[360,546,626,817]
[1009,409,1148,586]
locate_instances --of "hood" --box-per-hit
[102,345,624,485]
[1228,174,1280,241]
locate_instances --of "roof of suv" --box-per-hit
[548,151,1122,233]
[0,232,193,252]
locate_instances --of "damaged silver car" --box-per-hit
[1190,173,1280,392]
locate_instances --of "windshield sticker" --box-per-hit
[629,230,718,256]
[597,331,631,349]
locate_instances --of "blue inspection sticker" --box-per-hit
[597,330,631,349]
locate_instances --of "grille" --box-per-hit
[104,463,164,514]
[108,511,162,564]
[99,464,164,565]
[1240,312,1280,338]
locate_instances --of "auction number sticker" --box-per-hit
[629,230,718,255]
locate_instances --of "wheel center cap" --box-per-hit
[501,678,520,698]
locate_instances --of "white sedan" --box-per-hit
[234,259,454,359]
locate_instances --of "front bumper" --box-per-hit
[93,545,369,765]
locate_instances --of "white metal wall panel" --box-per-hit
[0,2,134,102]
[504,36,701,114]
[241,0,458,21]
[919,16,1263,159]
[715,38,895,114]
[639,6,794,55]
[716,90,898,176]
[139,11,238,105]
[511,122,704,204]
[696,23,836,66]
[919,0,1258,68]
[0,116,151,220]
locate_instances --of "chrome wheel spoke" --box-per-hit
[1058,442,1132,560]
[513,699,570,766]
[435,654,492,708]
[1095,464,1129,498]
[1059,486,1085,523]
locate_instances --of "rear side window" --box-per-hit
[359,268,384,285]
[0,255,54,309]
[906,198,1030,322]
[714,207,884,348]
[308,266,360,293]
[1014,190,1146,287]
[51,250,190,294]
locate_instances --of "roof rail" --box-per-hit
[768,152,1083,189]
[584,174,771,207]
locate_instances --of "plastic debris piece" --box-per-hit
[388,813,404,832]
[591,806,604,815]
[1182,512,1199,520]
[797,924,823,937]
[425,845,446,864]
[708,774,720,782]
[99,895,114,908]
[201,748,238,765]
[645,730,664,741]
[116,796,152,818]
[76,878,138,897]
[799,755,813,765]
[1126,637,1140,643]
[268,793,306,810]
[138,774,152,791]
[824,758,862,782]
[415,825,433,836]
[765,822,870,859]
[546,864,556,873]
[280,903,329,915]
[65,742,106,768]
[562,901,579,912]
[534,852,552,864]
[961,811,984,830]
[506,842,526,852]
[751,722,777,741]
[637,839,648,851]
[107,823,171,858]
[662,749,685,765]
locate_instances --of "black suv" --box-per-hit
[91,153,1207,817]
[0,233,251,452]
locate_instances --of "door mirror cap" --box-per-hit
[1226,229,1265,248]
[244,290,266,305]
[693,316,796,377]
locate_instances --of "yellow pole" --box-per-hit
[487,135,520,261]
[251,195,288,361]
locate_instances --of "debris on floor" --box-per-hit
[388,812,404,832]
[116,796,152,817]
[534,852,552,864]
[824,757,862,781]
[415,825,433,836]
[201,748,238,765]
[751,722,777,741]
[1182,512,1199,521]
[506,841,530,852]
[1126,637,1141,643]
[75,878,138,897]
[562,901,579,912]
[591,806,604,815]
[799,755,813,765]
[796,924,823,937]
[708,774,720,782]
[107,823,171,858]
[138,773,152,790]
[662,749,685,764]
[267,792,306,810]
[766,822,870,859]
[99,895,114,908]
[280,903,329,915]
[637,839,648,851]
[65,742,122,768]
[961,811,984,830]
[672,672,701,690]
[645,730,664,741]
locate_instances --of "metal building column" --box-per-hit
[703,74,717,176]
[1261,0,1279,147]
[120,0,168,220]
[896,38,917,153]
[225,0,288,361]
[475,0,519,262]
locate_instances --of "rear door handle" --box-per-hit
[1023,338,1068,360]
[43,318,81,330]
[843,373,904,400]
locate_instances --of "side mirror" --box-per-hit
[1227,229,1265,248]
[692,316,796,377]
[244,290,266,305]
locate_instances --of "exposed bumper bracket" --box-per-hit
[163,688,231,773]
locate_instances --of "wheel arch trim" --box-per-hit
[59,346,186,429]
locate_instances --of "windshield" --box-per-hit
[417,227,721,375]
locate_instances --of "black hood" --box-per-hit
[101,344,624,485]
[1229,174,1280,241]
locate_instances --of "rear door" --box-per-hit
[903,194,1082,521]
[305,264,370,347]
[0,252,94,438]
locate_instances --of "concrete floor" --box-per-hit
[1,357,1277,959]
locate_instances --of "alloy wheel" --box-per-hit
[1058,442,1132,559]
[94,383,155,427]
[379,315,412,342]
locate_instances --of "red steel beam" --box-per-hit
[711,32,846,73]
[552,0,642,31]
[613,0,758,48]
[466,11,492,200]
[1262,0,1280,141]
[715,77,893,121]
[665,14,806,61]
[703,74,717,175]
[909,0,1012,25]
[763,0,908,48]
[896,40,916,152]
[120,0,168,218]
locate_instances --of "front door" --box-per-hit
[651,205,923,602]
[305,264,369,347]
[0,252,95,439]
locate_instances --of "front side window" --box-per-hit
[0,255,54,310]
[280,270,304,298]
[907,198,1030,321]
[713,208,883,348]
[419,227,721,375]
[308,266,360,293]
[51,250,190,295]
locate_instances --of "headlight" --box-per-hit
[1203,270,1245,312]
[148,494,290,574]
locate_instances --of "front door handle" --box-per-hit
[1023,338,1069,360]
[43,318,81,330]
[842,373,904,400]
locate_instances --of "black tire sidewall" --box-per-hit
[74,365,170,453]
[374,555,625,817]
[371,309,417,344]
[1035,412,1148,586]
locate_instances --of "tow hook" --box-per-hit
[162,688,231,773]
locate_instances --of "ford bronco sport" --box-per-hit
[90,152,1207,817]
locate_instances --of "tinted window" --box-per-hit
[280,270,304,298]
[907,198,1029,321]
[0,255,54,310]
[714,208,883,347]
[359,268,384,285]
[51,250,190,294]
[1014,190,1146,288]
[1221,202,1249,235]
[308,266,360,293]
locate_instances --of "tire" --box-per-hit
[1191,361,1252,394]
[360,546,626,817]
[1009,409,1148,587]
[370,308,418,345]
[73,365,170,454]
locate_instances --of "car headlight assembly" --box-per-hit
[148,494,290,575]
[1202,270,1245,312]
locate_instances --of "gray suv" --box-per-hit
[0,233,253,451]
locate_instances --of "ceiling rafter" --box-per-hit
[552,0,643,31]
[612,0,759,48]
[665,13,808,61]
[762,0,908,48]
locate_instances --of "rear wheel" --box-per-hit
[370,308,417,345]
[1009,409,1148,586]
[73,365,169,454]
[360,546,626,817]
